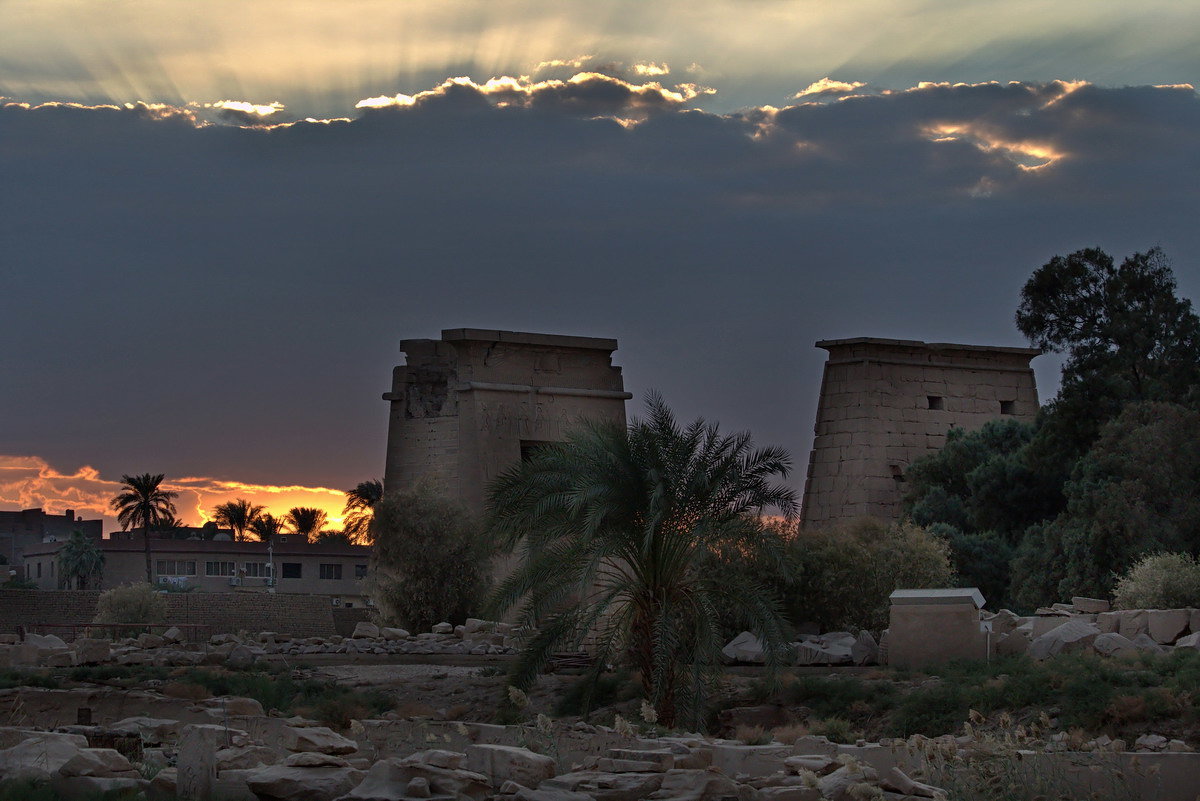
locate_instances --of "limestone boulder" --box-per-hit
[465,745,555,788]
[850,631,878,666]
[217,745,281,771]
[990,609,1021,636]
[1130,633,1166,653]
[1028,620,1101,660]
[995,631,1029,656]
[138,633,166,649]
[51,775,147,799]
[58,748,139,778]
[111,717,182,745]
[1147,609,1190,644]
[380,627,410,641]
[1071,597,1111,613]
[204,695,266,717]
[817,763,878,801]
[0,731,85,780]
[226,644,258,668]
[244,762,365,801]
[336,753,491,801]
[1174,631,1200,650]
[545,770,665,801]
[722,632,764,664]
[1117,610,1149,640]
[24,632,68,651]
[1092,633,1138,657]
[1095,612,1121,634]
[162,626,185,643]
[645,768,749,801]
[352,622,381,639]
[72,638,111,665]
[281,726,358,755]
[431,622,454,634]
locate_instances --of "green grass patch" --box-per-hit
[0,669,60,690]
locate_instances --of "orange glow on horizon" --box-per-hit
[0,454,355,535]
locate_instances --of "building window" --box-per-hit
[36,562,42,578]
[1000,400,1016,415]
[319,563,343,580]
[354,564,368,579]
[156,560,196,576]
[927,395,944,410]
[281,563,302,579]
[244,562,272,578]
[206,561,236,577]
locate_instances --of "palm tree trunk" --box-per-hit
[143,503,153,583]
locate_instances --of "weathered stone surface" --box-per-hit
[177,724,222,801]
[1095,612,1121,634]
[1029,620,1101,660]
[645,768,749,801]
[817,763,878,801]
[205,696,266,717]
[352,622,381,639]
[544,770,665,801]
[994,631,1029,656]
[72,638,111,664]
[1071,597,1111,614]
[281,726,358,755]
[1174,631,1200,650]
[783,755,838,775]
[1092,632,1138,657]
[432,623,454,634]
[51,775,147,799]
[58,747,138,778]
[216,745,280,771]
[111,719,180,743]
[880,767,941,798]
[244,763,366,801]
[1147,609,1190,644]
[851,631,878,666]
[226,644,257,668]
[722,632,764,663]
[0,731,85,779]
[381,627,410,641]
[162,626,185,643]
[24,632,69,651]
[466,745,556,788]
[1130,633,1166,653]
[286,752,351,768]
[1117,610,1149,640]
[989,609,1020,636]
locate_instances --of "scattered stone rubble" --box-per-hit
[722,632,878,667]
[0,618,523,669]
[986,598,1200,661]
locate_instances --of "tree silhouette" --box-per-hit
[285,507,328,542]
[342,479,383,545]
[213,499,265,542]
[58,530,105,589]
[110,473,179,582]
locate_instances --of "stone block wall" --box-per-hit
[801,337,1040,528]
[0,589,337,638]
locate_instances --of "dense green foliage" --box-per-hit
[778,518,955,632]
[906,247,1200,609]
[57,530,105,589]
[487,394,797,728]
[1114,552,1200,610]
[368,480,494,632]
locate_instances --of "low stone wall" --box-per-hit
[332,607,372,638]
[0,589,337,638]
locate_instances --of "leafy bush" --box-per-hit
[367,479,495,631]
[1113,552,1200,609]
[783,518,955,631]
[93,583,167,624]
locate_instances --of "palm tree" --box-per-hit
[342,479,383,545]
[110,473,179,582]
[285,507,328,542]
[58,531,105,589]
[248,512,285,543]
[212,499,265,542]
[487,394,798,728]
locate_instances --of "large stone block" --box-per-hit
[1147,610,1190,644]
[1029,620,1101,660]
[465,744,556,788]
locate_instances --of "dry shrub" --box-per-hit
[734,724,773,745]
[444,703,471,721]
[93,583,168,624]
[771,723,810,743]
[1113,552,1200,609]
[394,701,439,719]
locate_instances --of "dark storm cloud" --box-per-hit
[2,79,1199,498]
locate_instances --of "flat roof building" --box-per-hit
[21,537,373,607]
[1,508,102,573]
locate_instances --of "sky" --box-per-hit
[2,1,1199,531]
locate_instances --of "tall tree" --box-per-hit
[1017,246,1200,471]
[487,394,797,728]
[110,473,179,582]
[342,479,384,545]
[212,498,265,542]
[57,530,105,589]
[248,512,285,543]
[285,507,328,542]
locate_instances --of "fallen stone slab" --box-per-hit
[1029,620,1101,660]
[465,744,557,788]
[1147,609,1190,644]
[281,725,358,755]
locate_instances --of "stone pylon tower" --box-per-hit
[382,329,631,515]
[800,338,1040,529]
